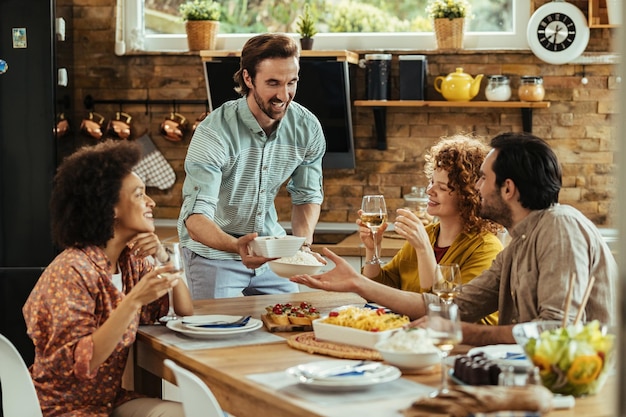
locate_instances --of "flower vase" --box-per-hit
[433,18,465,50]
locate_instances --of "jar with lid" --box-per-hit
[485,75,511,102]
[518,76,545,102]
[404,186,432,225]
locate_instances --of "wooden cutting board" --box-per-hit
[261,314,313,332]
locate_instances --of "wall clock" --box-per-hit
[527,1,590,65]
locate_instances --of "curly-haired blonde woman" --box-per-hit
[292,135,503,324]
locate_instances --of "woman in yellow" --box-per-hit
[293,135,502,324]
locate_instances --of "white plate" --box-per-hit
[181,315,254,332]
[167,317,262,339]
[467,344,532,372]
[286,360,401,391]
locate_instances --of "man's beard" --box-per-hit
[480,189,513,229]
[253,90,289,121]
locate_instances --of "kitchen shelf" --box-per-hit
[588,0,620,28]
[353,100,551,150]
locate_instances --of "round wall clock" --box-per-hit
[527,1,590,65]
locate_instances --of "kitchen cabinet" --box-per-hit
[588,0,620,28]
[353,100,551,150]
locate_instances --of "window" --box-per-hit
[116,0,530,54]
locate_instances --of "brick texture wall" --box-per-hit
[68,0,619,227]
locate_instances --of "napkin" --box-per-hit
[402,385,553,417]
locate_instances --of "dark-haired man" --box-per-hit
[291,132,616,346]
[178,33,326,299]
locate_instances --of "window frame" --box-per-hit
[117,0,531,54]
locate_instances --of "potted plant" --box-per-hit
[426,0,471,50]
[296,4,318,50]
[179,0,221,51]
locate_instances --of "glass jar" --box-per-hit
[485,75,511,102]
[518,76,545,102]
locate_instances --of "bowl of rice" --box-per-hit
[250,235,306,258]
[268,250,324,278]
[375,328,441,371]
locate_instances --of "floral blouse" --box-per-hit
[23,246,168,417]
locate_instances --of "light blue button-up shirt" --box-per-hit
[178,97,326,260]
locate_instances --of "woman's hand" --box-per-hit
[290,248,363,293]
[126,264,180,307]
[356,209,387,250]
[129,232,168,262]
[393,208,430,251]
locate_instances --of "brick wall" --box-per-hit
[68,0,619,226]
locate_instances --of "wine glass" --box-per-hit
[432,263,462,304]
[426,303,463,397]
[360,195,387,265]
[157,242,183,323]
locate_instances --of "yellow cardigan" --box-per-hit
[371,223,503,325]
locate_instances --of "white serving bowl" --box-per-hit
[374,345,440,371]
[312,317,396,349]
[374,329,441,370]
[268,259,323,278]
[249,236,306,258]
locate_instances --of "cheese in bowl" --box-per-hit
[313,306,410,349]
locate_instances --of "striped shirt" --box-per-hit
[178,97,326,260]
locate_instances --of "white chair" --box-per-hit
[163,359,224,417]
[0,333,43,417]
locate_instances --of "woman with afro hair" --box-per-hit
[23,140,192,417]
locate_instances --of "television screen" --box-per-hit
[203,58,355,169]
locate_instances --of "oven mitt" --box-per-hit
[402,385,553,417]
[133,133,176,190]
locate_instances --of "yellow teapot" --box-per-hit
[434,68,484,101]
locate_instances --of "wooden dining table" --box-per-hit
[133,291,616,417]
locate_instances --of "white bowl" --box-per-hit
[249,236,306,258]
[312,317,396,349]
[268,260,323,278]
[374,345,440,371]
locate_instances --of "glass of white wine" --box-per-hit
[426,303,463,397]
[360,195,387,265]
[157,242,183,323]
[432,263,462,304]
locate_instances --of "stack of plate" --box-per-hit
[166,315,263,339]
[286,360,401,391]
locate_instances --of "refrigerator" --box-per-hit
[0,0,75,371]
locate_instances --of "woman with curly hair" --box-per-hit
[23,140,192,417]
[291,135,503,324]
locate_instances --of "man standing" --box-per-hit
[178,33,325,299]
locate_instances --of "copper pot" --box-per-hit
[160,112,187,142]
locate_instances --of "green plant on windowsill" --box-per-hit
[426,0,471,20]
[179,0,221,22]
[296,4,318,39]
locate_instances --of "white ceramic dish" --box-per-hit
[167,317,262,339]
[268,260,323,278]
[249,236,306,258]
[312,317,396,349]
[467,344,531,372]
[375,345,440,371]
[286,360,401,391]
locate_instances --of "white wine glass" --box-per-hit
[157,242,183,323]
[360,195,387,265]
[426,303,462,397]
[432,263,462,304]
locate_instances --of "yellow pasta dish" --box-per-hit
[322,306,409,332]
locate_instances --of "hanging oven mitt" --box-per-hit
[133,133,176,190]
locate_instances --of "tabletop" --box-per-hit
[133,291,616,417]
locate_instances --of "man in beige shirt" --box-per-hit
[291,132,617,346]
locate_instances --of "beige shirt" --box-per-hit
[424,204,617,325]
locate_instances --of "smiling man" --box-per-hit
[178,33,326,299]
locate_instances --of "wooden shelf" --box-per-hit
[353,101,551,150]
[200,50,359,65]
[353,100,550,109]
[588,0,620,28]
